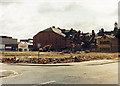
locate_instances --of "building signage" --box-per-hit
[5,46,11,49]
[19,45,27,48]
[18,42,28,48]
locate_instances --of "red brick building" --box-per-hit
[33,26,66,50]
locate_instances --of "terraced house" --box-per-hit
[33,26,97,51]
[97,35,119,52]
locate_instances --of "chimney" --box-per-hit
[52,26,55,28]
[114,22,118,32]
[92,30,95,37]
[101,28,104,33]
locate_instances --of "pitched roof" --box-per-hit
[95,36,102,39]
[43,27,66,37]
[105,35,115,38]
[96,35,116,39]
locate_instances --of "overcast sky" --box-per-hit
[0,0,119,40]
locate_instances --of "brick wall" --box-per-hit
[33,31,66,50]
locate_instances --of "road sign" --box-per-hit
[37,43,41,63]
[37,43,41,48]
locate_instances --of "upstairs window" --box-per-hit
[100,41,110,44]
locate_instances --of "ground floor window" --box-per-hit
[19,48,22,51]
[100,48,110,52]
[24,49,27,51]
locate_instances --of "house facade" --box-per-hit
[18,42,29,51]
[33,26,66,50]
[18,39,33,51]
[33,26,97,51]
[97,35,119,52]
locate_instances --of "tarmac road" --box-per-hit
[1,60,118,84]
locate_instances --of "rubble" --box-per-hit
[1,51,118,64]
[1,53,118,64]
[85,50,90,53]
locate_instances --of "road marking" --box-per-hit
[41,81,56,84]
[0,70,7,72]
[2,70,22,78]
[0,63,6,65]
[33,81,56,86]
[12,70,18,75]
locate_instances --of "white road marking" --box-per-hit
[41,81,56,84]
[2,70,22,78]
[12,70,18,75]
[33,81,56,86]
[0,63,6,65]
[0,70,7,72]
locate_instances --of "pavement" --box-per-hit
[0,59,119,84]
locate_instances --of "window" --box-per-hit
[19,48,22,51]
[100,48,110,52]
[24,49,27,51]
[100,41,110,44]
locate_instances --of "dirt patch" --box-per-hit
[1,51,119,64]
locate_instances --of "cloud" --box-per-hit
[37,2,82,14]
[0,0,118,41]
[118,2,120,28]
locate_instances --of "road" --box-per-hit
[1,60,118,84]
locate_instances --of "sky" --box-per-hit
[0,0,119,41]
